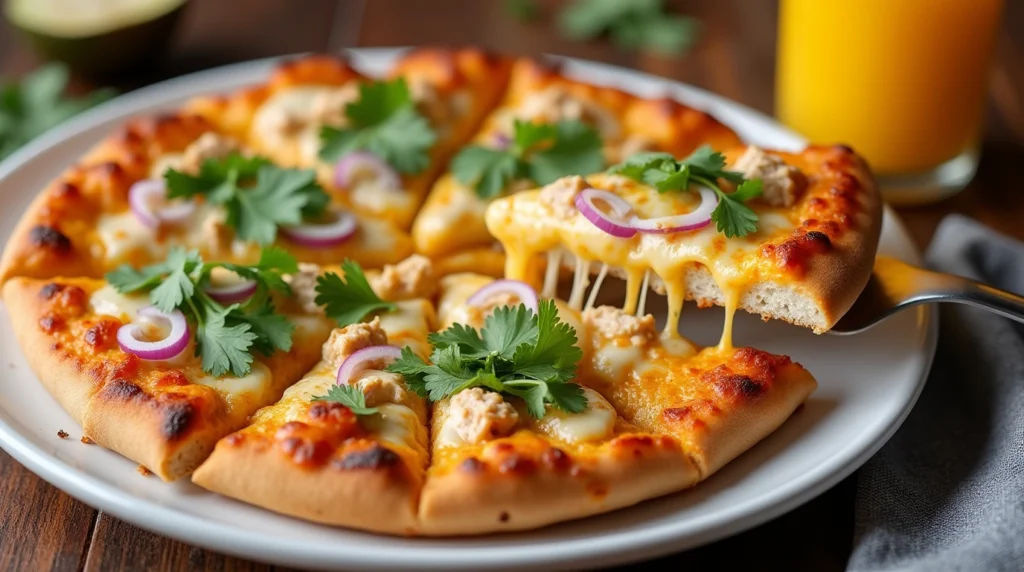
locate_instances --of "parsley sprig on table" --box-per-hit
[386,299,587,418]
[609,145,763,238]
[312,384,378,416]
[106,247,300,377]
[318,78,437,174]
[452,119,604,199]
[314,259,397,327]
[164,153,330,245]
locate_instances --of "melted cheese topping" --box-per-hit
[532,387,616,444]
[250,85,353,166]
[194,362,273,404]
[487,173,800,349]
[95,210,164,261]
[89,284,150,320]
[360,403,425,452]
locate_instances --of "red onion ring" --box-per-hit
[336,345,404,386]
[203,278,258,305]
[334,151,401,192]
[629,185,718,234]
[116,306,190,361]
[280,210,359,248]
[128,178,196,229]
[467,279,539,313]
[574,188,637,238]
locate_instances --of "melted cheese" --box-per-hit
[89,284,150,320]
[194,362,273,403]
[250,85,355,166]
[534,387,616,444]
[149,153,182,179]
[361,403,425,452]
[96,211,163,261]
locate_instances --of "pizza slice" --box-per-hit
[1,250,335,481]
[188,49,513,230]
[191,257,439,534]
[410,57,742,277]
[411,272,698,535]
[484,143,882,336]
[0,110,413,285]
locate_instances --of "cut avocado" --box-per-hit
[5,0,187,76]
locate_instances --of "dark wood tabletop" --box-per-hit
[1,1,1021,570]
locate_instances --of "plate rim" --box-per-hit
[0,48,938,570]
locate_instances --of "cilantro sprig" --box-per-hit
[609,145,763,238]
[451,119,604,199]
[165,153,330,245]
[386,299,587,418]
[558,0,699,56]
[318,78,437,174]
[312,384,378,416]
[314,259,397,327]
[106,247,300,377]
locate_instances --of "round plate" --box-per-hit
[0,48,936,571]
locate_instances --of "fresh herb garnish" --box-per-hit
[314,259,397,327]
[312,384,378,416]
[0,63,116,160]
[609,145,763,238]
[558,0,699,56]
[386,299,587,418]
[318,78,437,174]
[451,119,604,199]
[164,153,329,245]
[106,247,300,377]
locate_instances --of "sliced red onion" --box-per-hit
[337,345,404,386]
[203,278,258,305]
[629,185,718,234]
[467,279,539,313]
[116,306,190,361]
[280,210,358,248]
[492,132,511,150]
[575,187,637,238]
[128,178,196,229]
[334,151,401,192]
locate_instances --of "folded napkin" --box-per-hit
[848,215,1024,571]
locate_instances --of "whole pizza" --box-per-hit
[0,48,880,536]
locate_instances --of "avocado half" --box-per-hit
[5,0,188,76]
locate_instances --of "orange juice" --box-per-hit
[776,0,1003,175]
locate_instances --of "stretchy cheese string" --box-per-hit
[636,269,651,317]
[542,250,562,299]
[568,256,590,310]
[584,263,609,311]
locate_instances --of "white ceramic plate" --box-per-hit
[0,48,936,571]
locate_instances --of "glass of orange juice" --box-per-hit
[775,0,1004,205]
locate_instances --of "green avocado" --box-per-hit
[5,0,187,76]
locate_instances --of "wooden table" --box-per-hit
[1,1,1021,570]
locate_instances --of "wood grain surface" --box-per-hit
[1,0,1021,570]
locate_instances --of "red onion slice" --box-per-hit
[574,188,637,238]
[116,306,190,361]
[128,178,196,229]
[334,151,401,192]
[203,277,258,305]
[280,210,359,249]
[336,345,404,386]
[629,185,718,234]
[467,279,539,313]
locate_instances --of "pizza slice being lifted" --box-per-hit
[411,57,742,278]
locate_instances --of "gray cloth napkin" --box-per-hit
[848,215,1024,572]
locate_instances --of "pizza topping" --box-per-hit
[574,187,637,238]
[318,78,437,175]
[116,306,190,361]
[539,175,588,219]
[179,132,239,176]
[333,151,401,192]
[279,209,359,248]
[321,318,389,368]
[106,247,300,376]
[311,383,378,416]
[354,370,410,408]
[467,279,539,313]
[583,305,656,347]
[731,146,805,207]
[308,84,360,127]
[609,146,764,238]
[314,259,398,326]
[164,153,330,245]
[535,387,616,443]
[451,119,604,199]
[516,87,619,138]
[369,254,438,301]
[387,299,587,418]
[335,344,404,389]
[202,267,257,305]
[127,178,196,229]
[628,185,718,234]
[283,262,322,314]
[446,387,520,445]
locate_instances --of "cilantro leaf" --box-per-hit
[450,146,522,199]
[386,346,433,398]
[241,304,295,355]
[609,145,762,238]
[512,120,557,152]
[419,345,478,401]
[545,381,588,414]
[511,299,582,383]
[527,121,604,185]
[558,0,698,56]
[318,79,437,174]
[504,0,540,21]
[428,323,487,358]
[480,304,537,360]
[314,259,397,326]
[149,249,200,313]
[198,307,258,377]
[312,384,379,415]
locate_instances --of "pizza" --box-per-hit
[0,47,884,537]
[410,57,743,278]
